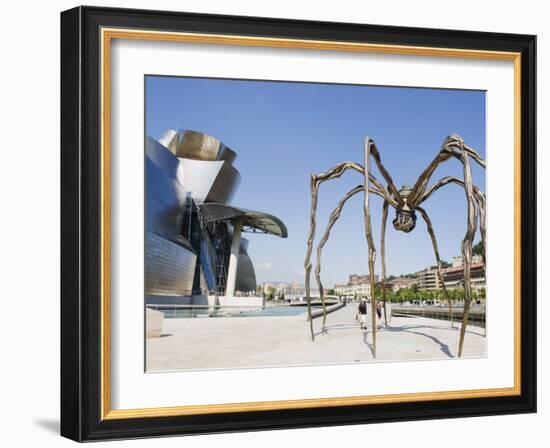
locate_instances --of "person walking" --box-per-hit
[376,301,383,329]
[357,299,368,330]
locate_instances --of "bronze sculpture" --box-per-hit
[304,134,486,358]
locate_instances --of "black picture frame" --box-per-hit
[61,5,536,442]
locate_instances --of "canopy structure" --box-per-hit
[198,203,288,238]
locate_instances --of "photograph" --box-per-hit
[144,76,487,372]
[56,4,537,442]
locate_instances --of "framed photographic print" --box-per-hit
[60,6,536,442]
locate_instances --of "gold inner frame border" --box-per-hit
[100,27,522,421]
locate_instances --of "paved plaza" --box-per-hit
[146,304,486,372]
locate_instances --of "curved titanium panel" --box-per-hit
[179,158,241,204]
[146,137,198,297]
[235,241,257,293]
[145,232,196,296]
[159,129,237,164]
[146,137,182,179]
[198,203,288,238]
[146,151,185,238]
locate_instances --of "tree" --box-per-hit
[473,240,485,258]
[400,287,414,305]
[401,290,408,304]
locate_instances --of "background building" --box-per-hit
[145,130,287,304]
[416,254,485,292]
[334,274,378,298]
[386,277,418,292]
[443,255,486,291]
[333,253,485,299]
[416,267,443,291]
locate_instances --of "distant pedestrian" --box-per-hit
[357,299,368,330]
[376,301,383,329]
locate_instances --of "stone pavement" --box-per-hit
[146,303,486,371]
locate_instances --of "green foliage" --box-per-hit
[473,240,485,258]
[266,285,276,301]
[378,286,397,303]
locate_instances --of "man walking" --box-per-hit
[357,299,368,330]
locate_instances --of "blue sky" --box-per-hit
[146,76,486,287]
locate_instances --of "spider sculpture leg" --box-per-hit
[475,189,487,266]
[315,185,363,331]
[364,138,379,358]
[314,186,390,330]
[409,136,485,357]
[408,134,485,206]
[416,207,454,328]
[304,162,363,341]
[475,191,486,337]
[457,153,479,357]
[419,177,487,336]
[368,139,405,208]
[359,137,403,357]
[420,177,486,258]
[380,200,389,327]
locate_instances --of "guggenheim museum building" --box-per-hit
[145,129,287,306]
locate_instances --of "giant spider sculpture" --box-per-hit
[304,134,486,358]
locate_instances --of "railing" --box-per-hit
[147,304,212,318]
[391,305,486,327]
[310,301,346,319]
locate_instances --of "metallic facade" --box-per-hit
[199,203,288,238]
[145,232,196,296]
[160,129,237,163]
[146,129,287,299]
[235,238,257,292]
[179,158,241,204]
[145,137,196,296]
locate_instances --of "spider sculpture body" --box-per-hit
[304,134,486,358]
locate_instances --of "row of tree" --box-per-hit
[261,286,486,304]
[261,285,286,301]
[348,285,486,304]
